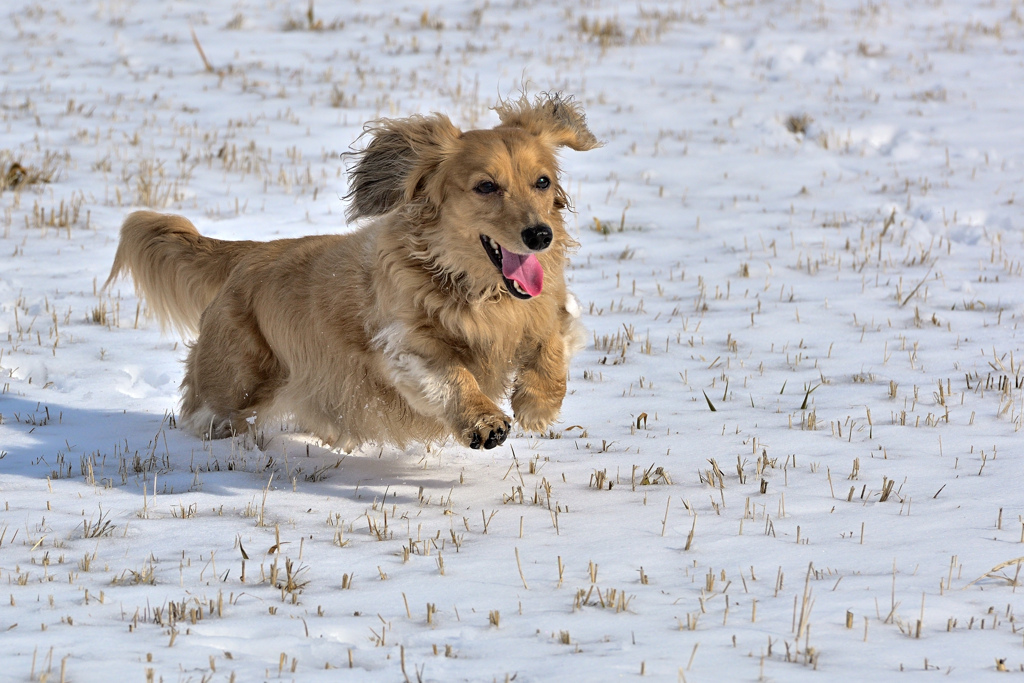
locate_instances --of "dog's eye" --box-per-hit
[535,176,551,190]
[475,180,499,195]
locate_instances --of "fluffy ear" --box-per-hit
[345,114,461,221]
[494,93,601,151]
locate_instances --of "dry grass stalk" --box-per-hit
[515,547,529,590]
[1,152,63,192]
[684,516,697,551]
[785,114,813,135]
[590,469,611,490]
[964,557,1024,588]
[878,477,895,502]
[189,27,214,72]
[795,563,815,641]
[578,16,625,48]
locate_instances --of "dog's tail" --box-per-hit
[104,211,255,336]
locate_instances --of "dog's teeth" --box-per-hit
[488,237,499,253]
[512,281,527,295]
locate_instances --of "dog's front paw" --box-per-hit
[511,390,562,434]
[513,409,558,434]
[461,413,512,450]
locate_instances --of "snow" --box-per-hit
[2,0,1024,680]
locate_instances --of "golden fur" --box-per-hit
[105,93,599,450]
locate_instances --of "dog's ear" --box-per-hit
[494,93,601,152]
[345,114,461,221]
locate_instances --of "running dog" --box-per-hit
[106,93,599,450]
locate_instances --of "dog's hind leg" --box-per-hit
[180,306,285,440]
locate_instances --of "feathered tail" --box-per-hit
[104,211,255,336]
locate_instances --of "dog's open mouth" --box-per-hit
[480,235,543,299]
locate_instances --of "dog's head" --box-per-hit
[346,93,600,302]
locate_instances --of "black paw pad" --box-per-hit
[483,421,510,449]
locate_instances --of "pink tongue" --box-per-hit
[500,247,544,297]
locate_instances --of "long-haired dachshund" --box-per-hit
[106,93,599,450]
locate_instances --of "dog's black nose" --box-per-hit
[521,224,553,251]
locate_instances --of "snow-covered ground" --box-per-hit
[2,0,1024,680]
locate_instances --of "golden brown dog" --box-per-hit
[106,93,599,450]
